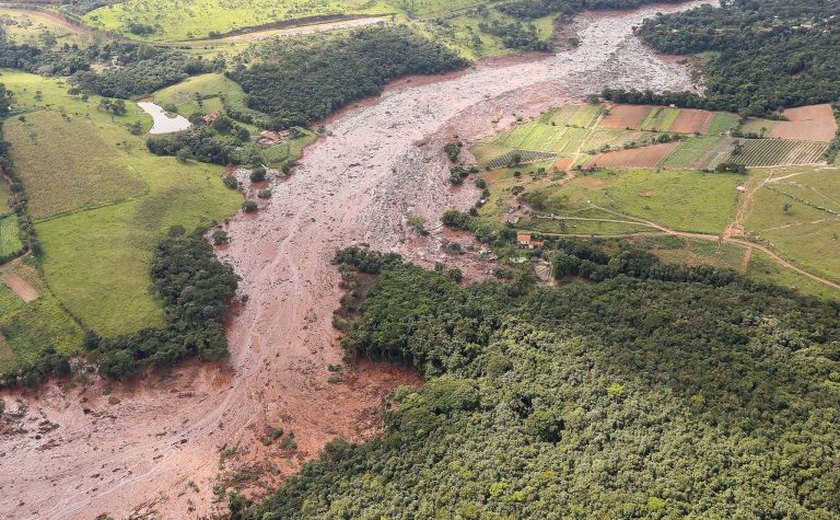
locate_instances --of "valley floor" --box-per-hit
[0,2,757,518]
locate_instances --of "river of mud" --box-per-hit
[0,3,709,518]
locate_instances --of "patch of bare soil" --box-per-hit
[770,104,837,142]
[586,141,678,168]
[601,103,651,129]
[0,2,709,519]
[670,108,715,134]
[1,272,38,302]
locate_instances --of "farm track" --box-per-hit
[0,3,713,519]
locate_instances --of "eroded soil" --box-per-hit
[0,3,709,518]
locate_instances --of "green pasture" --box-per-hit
[84,0,394,41]
[0,8,93,48]
[640,106,680,132]
[152,73,259,121]
[0,214,24,258]
[744,167,840,284]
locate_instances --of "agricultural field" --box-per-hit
[659,136,725,169]
[476,106,840,299]
[601,104,738,135]
[0,260,83,374]
[474,103,834,172]
[0,214,23,259]
[1,72,241,337]
[743,166,840,284]
[726,139,828,167]
[5,111,148,218]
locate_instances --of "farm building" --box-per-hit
[202,111,220,124]
[517,233,544,249]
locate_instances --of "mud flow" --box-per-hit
[0,3,710,518]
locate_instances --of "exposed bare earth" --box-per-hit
[770,103,837,142]
[601,103,650,129]
[586,141,678,168]
[670,107,714,134]
[0,3,710,519]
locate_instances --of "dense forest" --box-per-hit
[93,227,239,380]
[229,25,469,127]
[635,0,840,115]
[240,247,840,519]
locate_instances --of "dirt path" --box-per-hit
[0,3,711,519]
[222,16,387,42]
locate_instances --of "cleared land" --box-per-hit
[744,166,840,284]
[601,104,649,129]
[770,104,837,141]
[586,142,677,168]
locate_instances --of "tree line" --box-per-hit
[228,25,469,128]
[239,246,839,519]
[635,0,840,115]
[90,226,239,380]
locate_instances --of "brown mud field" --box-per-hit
[0,2,710,518]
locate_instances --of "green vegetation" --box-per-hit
[5,111,147,218]
[151,73,260,122]
[230,25,468,127]
[83,0,393,41]
[0,261,84,381]
[243,247,840,519]
[1,71,240,339]
[0,214,23,260]
[94,227,238,380]
[744,167,840,284]
[637,0,840,115]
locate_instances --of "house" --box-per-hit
[202,111,220,124]
[516,233,544,249]
[278,129,291,139]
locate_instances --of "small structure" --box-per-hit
[517,233,544,249]
[202,111,220,124]
[278,129,291,139]
[736,185,747,192]
[259,130,282,146]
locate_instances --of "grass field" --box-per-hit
[1,71,241,337]
[0,214,24,259]
[0,260,83,374]
[480,165,741,236]
[5,111,148,218]
[0,69,152,129]
[0,8,92,48]
[152,73,262,122]
[84,0,394,41]
[744,167,840,284]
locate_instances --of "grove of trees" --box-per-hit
[239,247,840,519]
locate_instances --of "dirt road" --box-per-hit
[0,3,710,518]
